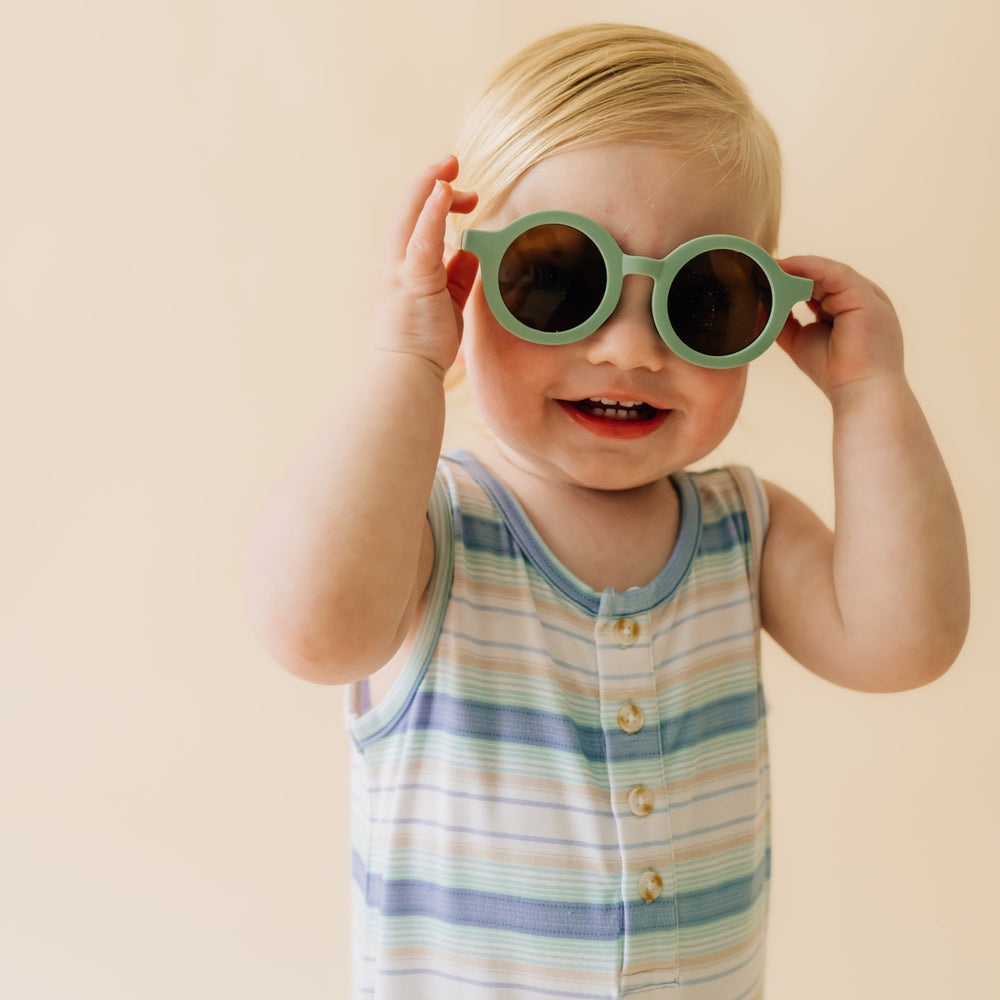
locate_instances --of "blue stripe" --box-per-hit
[699,508,750,555]
[361,853,770,938]
[406,688,763,761]
[459,511,520,560]
[662,685,765,755]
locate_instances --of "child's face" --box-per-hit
[462,143,765,494]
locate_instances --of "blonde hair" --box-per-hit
[453,23,783,251]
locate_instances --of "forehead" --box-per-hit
[492,143,763,254]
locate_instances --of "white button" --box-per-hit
[613,617,639,648]
[617,701,644,734]
[627,785,655,817]
[637,868,663,903]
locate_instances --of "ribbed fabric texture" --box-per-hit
[347,452,771,999]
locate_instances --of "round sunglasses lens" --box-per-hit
[667,250,772,356]
[498,224,606,333]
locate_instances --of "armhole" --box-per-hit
[729,465,770,626]
[345,464,455,746]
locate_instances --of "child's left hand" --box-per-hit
[761,253,969,692]
[775,255,905,398]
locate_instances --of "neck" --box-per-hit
[471,442,682,593]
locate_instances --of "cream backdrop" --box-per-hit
[2,0,997,997]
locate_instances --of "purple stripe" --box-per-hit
[405,687,764,761]
[378,965,615,999]
[369,813,625,852]
[368,781,617,818]
[356,852,770,938]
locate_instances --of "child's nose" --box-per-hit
[582,276,670,371]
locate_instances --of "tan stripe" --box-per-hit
[671,815,770,866]
[368,807,768,877]
[433,635,761,711]
[369,827,619,873]
[625,916,767,976]
[379,928,766,992]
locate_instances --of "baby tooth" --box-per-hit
[593,396,642,407]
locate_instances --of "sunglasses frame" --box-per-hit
[461,210,813,369]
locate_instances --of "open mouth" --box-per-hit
[569,397,660,422]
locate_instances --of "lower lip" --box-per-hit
[559,402,671,439]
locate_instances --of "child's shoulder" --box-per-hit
[684,464,769,521]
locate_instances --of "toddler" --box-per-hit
[246,23,969,999]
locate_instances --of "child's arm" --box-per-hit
[245,157,478,683]
[760,256,970,692]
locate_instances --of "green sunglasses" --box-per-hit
[461,210,813,369]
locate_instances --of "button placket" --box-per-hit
[596,608,679,986]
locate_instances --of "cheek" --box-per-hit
[463,285,555,405]
[462,289,520,430]
[696,367,747,434]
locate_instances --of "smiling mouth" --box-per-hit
[569,397,661,422]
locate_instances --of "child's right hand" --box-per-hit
[372,156,479,378]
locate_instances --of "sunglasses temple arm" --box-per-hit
[788,274,814,305]
[773,274,814,322]
[460,230,484,257]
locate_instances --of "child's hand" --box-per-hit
[372,155,479,378]
[775,256,905,399]
[762,253,968,690]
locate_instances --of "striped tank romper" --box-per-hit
[347,451,771,999]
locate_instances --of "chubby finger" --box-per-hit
[401,178,457,290]
[445,249,480,312]
[778,255,890,317]
[386,155,461,256]
[775,254,905,391]
[449,187,478,216]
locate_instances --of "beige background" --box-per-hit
[2,0,997,996]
